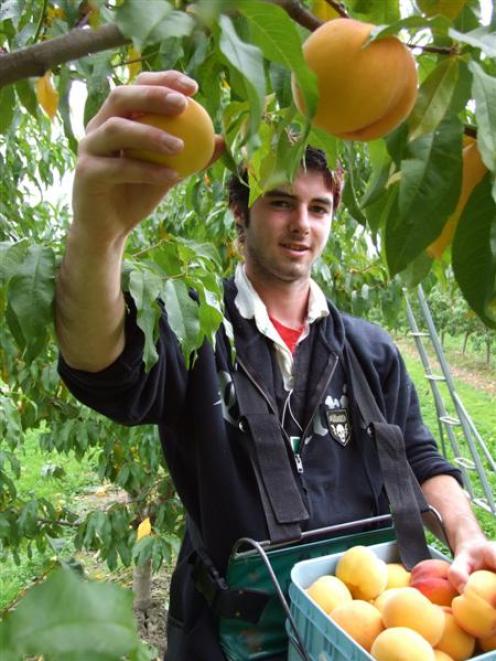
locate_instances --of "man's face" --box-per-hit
[240,169,334,286]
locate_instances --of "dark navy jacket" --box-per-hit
[58,278,461,660]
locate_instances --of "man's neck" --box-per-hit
[244,267,310,328]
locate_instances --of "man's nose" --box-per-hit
[290,204,310,232]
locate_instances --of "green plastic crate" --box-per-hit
[288,541,496,661]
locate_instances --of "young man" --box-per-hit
[56,71,496,660]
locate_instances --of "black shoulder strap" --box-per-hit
[345,340,432,569]
[232,366,309,544]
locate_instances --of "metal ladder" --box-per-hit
[403,286,496,516]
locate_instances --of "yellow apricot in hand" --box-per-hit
[305,574,352,614]
[371,627,435,660]
[292,18,418,141]
[452,570,496,638]
[381,587,445,646]
[335,545,388,600]
[330,600,383,652]
[127,98,215,178]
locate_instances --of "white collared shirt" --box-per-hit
[234,264,329,390]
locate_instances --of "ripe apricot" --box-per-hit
[410,559,458,607]
[434,652,455,661]
[374,588,402,614]
[371,627,435,660]
[335,545,388,600]
[435,607,475,661]
[330,599,383,652]
[427,139,487,259]
[479,632,496,652]
[127,98,215,178]
[293,18,418,141]
[452,570,496,638]
[305,574,352,613]
[386,563,411,589]
[381,587,445,646]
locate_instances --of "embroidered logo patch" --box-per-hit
[325,407,351,447]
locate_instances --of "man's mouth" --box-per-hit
[280,242,309,253]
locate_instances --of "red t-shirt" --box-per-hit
[269,315,305,354]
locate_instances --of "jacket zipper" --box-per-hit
[298,353,340,462]
[236,357,304,475]
[237,353,340,475]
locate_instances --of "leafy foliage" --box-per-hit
[0,0,495,633]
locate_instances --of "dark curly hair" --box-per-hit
[227,145,344,227]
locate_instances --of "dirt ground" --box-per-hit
[396,337,496,397]
[134,570,169,659]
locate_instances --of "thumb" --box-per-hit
[448,555,470,593]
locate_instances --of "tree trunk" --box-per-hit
[133,559,153,611]
[486,338,491,366]
[462,331,470,355]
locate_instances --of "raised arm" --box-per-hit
[56,71,200,372]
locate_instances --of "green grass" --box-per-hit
[0,429,100,610]
[396,337,496,540]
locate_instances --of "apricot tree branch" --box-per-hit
[324,0,349,18]
[406,42,458,55]
[269,0,323,31]
[0,23,129,89]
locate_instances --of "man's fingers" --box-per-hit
[134,70,198,95]
[448,559,470,593]
[87,85,188,131]
[81,116,184,158]
[76,153,180,187]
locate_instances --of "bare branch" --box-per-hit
[406,42,458,55]
[268,0,323,31]
[324,0,349,18]
[0,24,129,89]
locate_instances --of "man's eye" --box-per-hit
[311,206,328,215]
[272,199,291,208]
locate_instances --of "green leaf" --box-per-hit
[0,84,15,134]
[452,174,496,328]
[114,0,174,46]
[58,68,79,154]
[469,61,496,178]
[128,268,163,372]
[361,140,391,208]
[450,26,496,58]
[409,57,460,140]
[0,568,142,660]
[15,79,37,117]
[217,15,265,137]
[308,127,338,169]
[0,240,28,282]
[386,115,463,274]
[162,279,201,367]
[347,0,401,24]
[84,76,111,128]
[7,244,55,360]
[368,15,450,42]
[237,0,318,118]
